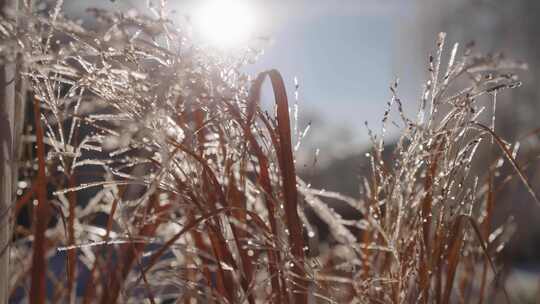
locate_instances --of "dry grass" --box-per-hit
[0,2,536,303]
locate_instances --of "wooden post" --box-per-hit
[0,54,15,304]
[0,0,18,302]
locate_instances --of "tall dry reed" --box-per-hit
[0,2,535,303]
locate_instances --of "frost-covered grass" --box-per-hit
[0,1,535,303]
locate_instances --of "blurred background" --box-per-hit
[63,0,540,299]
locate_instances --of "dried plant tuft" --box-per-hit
[0,2,534,303]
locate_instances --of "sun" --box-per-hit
[193,0,257,49]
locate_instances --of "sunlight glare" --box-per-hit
[194,0,257,49]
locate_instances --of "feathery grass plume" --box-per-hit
[301,34,529,303]
[0,1,534,303]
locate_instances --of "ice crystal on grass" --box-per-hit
[0,1,534,303]
[299,34,530,303]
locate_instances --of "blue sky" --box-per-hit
[242,0,418,155]
[252,12,395,123]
